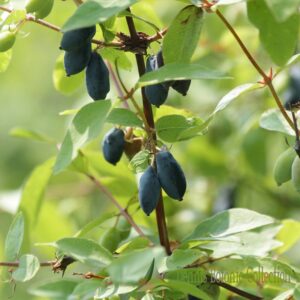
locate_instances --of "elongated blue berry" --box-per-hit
[157,49,191,95]
[171,80,191,96]
[144,55,169,108]
[64,42,92,76]
[102,128,125,165]
[139,166,161,216]
[60,26,96,51]
[86,52,110,101]
[156,151,186,200]
[284,66,300,110]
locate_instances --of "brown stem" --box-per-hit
[125,9,171,255]
[114,61,152,133]
[206,275,263,300]
[191,255,232,267]
[0,261,55,267]
[86,174,152,244]
[214,8,295,131]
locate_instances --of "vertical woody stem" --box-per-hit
[125,10,171,255]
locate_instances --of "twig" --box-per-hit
[207,275,263,300]
[86,174,152,244]
[125,9,171,255]
[191,255,232,267]
[213,7,295,131]
[73,272,106,280]
[0,261,55,267]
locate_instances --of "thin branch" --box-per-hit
[125,9,171,255]
[207,275,263,300]
[147,28,168,43]
[86,174,152,244]
[214,8,295,131]
[0,6,117,48]
[191,255,232,267]
[0,5,60,31]
[0,261,55,267]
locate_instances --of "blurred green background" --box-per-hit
[0,0,300,299]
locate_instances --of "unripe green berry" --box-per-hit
[0,31,16,52]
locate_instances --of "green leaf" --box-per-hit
[259,109,295,136]
[129,150,150,174]
[99,227,122,253]
[265,0,300,22]
[119,10,160,32]
[247,0,299,66]
[2,9,26,25]
[117,237,150,254]
[159,279,213,300]
[212,83,261,115]
[95,282,136,299]
[12,254,40,282]
[162,6,204,64]
[4,212,24,261]
[200,228,281,258]
[30,280,78,298]
[106,108,143,127]
[53,54,84,96]
[10,127,55,143]
[74,212,117,238]
[143,258,155,285]
[162,249,204,272]
[55,237,113,268]
[141,294,155,300]
[138,63,231,88]
[100,48,132,71]
[107,247,165,284]
[54,100,111,174]
[59,108,79,116]
[62,0,137,32]
[253,257,300,283]
[0,50,12,72]
[154,105,194,120]
[273,290,294,300]
[276,219,300,254]
[294,286,300,300]
[275,53,300,76]
[164,268,206,285]
[242,127,268,175]
[70,281,102,299]
[19,158,55,248]
[156,114,207,143]
[184,208,275,241]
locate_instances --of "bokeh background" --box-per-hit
[1,0,300,298]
